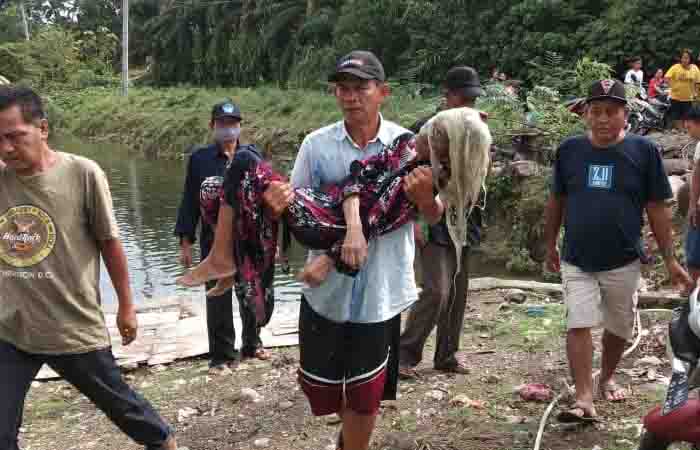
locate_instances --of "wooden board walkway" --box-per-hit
[36,296,300,380]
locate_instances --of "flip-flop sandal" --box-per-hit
[556,403,598,424]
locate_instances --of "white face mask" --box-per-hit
[214,126,241,143]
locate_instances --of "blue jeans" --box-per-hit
[0,341,172,450]
[687,225,700,269]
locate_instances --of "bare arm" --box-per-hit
[99,238,138,345]
[543,195,565,272]
[100,238,133,309]
[647,201,693,291]
[691,167,700,227]
[340,195,368,269]
[418,195,445,225]
[544,195,565,248]
[646,201,675,259]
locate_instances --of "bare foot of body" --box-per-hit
[177,261,236,288]
[206,275,235,297]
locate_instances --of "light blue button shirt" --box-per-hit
[290,116,418,324]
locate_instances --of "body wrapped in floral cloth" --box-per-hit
[180,107,492,328]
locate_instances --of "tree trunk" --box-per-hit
[239,0,256,32]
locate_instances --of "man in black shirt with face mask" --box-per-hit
[174,100,268,373]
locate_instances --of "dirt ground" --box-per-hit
[19,290,683,450]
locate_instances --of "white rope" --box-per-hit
[532,307,673,450]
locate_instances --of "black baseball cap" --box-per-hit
[329,50,386,82]
[684,105,700,121]
[586,79,627,105]
[444,66,484,98]
[212,100,242,121]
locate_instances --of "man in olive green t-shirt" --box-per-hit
[0,86,178,450]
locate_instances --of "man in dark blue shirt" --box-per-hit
[544,79,692,422]
[174,100,267,373]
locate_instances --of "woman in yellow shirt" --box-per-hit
[665,49,700,128]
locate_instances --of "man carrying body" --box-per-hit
[544,79,692,421]
[400,66,485,376]
[263,50,443,450]
[0,86,177,450]
[175,101,269,373]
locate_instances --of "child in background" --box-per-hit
[624,56,644,87]
[684,106,700,283]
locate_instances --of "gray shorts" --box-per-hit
[561,260,641,340]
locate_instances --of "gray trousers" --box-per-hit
[399,242,470,369]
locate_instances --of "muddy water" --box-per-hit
[53,136,307,308]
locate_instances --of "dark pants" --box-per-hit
[399,243,470,368]
[202,241,260,366]
[0,341,171,450]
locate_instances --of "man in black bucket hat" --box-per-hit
[544,78,691,422]
[399,65,486,378]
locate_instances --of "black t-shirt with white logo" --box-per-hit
[552,134,672,272]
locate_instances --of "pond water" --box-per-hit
[52,136,307,309]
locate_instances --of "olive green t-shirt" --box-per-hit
[0,152,120,354]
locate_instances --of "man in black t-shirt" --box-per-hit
[544,79,692,422]
[399,66,485,375]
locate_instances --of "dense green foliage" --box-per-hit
[3,0,700,88]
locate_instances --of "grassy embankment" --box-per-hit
[49,85,436,162]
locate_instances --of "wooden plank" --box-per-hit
[468,276,684,306]
[469,277,562,295]
[34,296,297,380]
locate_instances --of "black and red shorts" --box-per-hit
[297,297,400,416]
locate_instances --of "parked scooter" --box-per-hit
[627,84,671,136]
[638,287,700,449]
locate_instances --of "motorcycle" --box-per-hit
[638,286,700,449]
[564,82,671,136]
[627,84,671,136]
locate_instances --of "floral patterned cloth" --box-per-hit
[218,132,420,326]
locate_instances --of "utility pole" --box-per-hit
[121,0,129,96]
[19,0,30,41]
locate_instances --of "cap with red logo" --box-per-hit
[586,79,627,105]
[329,50,386,83]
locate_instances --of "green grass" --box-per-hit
[48,85,437,160]
[489,304,566,352]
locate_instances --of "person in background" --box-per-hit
[399,66,485,377]
[545,79,692,422]
[647,68,665,98]
[624,56,644,88]
[665,49,700,129]
[490,67,500,82]
[684,107,700,282]
[0,86,178,450]
[174,100,269,375]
